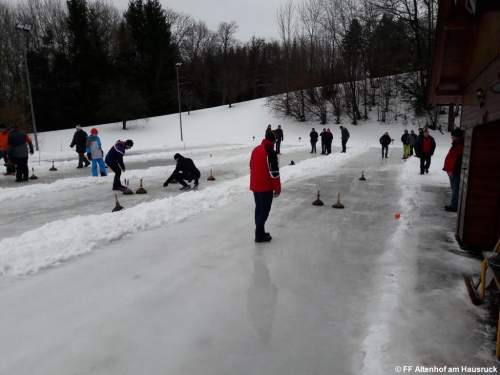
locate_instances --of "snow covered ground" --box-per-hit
[0,99,498,374]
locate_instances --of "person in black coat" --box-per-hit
[70,125,90,168]
[274,125,284,154]
[324,128,334,155]
[417,130,436,174]
[163,153,201,191]
[319,128,327,154]
[379,132,391,158]
[310,128,319,153]
[7,125,34,182]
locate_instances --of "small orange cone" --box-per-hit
[49,161,57,171]
[395,214,400,219]
[312,190,324,206]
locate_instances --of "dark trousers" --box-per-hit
[420,153,432,173]
[254,191,274,240]
[166,172,199,187]
[449,174,460,209]
[341,139,348,152]
[310,140,317,153]
[78,152,89,167]
[410,145,415,156]
[321,141,326,153]
[13,156,29,181]
[382,145,388,157]
[325,141,332,154]
[109,164,123,189]
[275,141,281,154]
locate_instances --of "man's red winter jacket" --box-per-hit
[250,139,281,194]
[443,140,464,174]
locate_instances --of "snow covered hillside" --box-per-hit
[1,97,496,375]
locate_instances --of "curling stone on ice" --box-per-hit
[289,160,295,165]
[207,169,216,181]
[359,171,366,181]
[123,179,133,195]
[29,167,38,180]
[112,194,125,212]
[49,161,57,171]
[312,190,324,206]
[332,193,344,209]
[136,179,147,194]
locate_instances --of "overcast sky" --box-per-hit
[117,0,287,42]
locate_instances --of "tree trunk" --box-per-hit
[122,120,127,130]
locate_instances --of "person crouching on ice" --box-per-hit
[105,139,133,191]
[163,153,201,191]
[86,128,107,177]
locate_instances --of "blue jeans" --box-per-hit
[382,145,388,157]
[91,158,107,177]
[449,174,460,209]
[254,191,274,239]
[310,140,317,153]
[275,141,281,154]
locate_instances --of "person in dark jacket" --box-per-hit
[409,130,417,156]
[324,128,334,154]
[274,125,284,154]
[163,153,201,191]
[417,130,436,175]
[105,139,133,191]
[6,125,34,182]
[250,130,281,243]
[70,125,90,168]
[310,128,319,153]
[266,124,272,135]
[415,128,424,157]
[379,132,391,158]
[401,130,410,159]
[319,128,327,154]
[340,126,350,153]
[443,128,464,212]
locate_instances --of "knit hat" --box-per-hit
[451,128,463,138]
[327,128,330,131]
[174,153,182,160]
[90,128,98,134]
[265,130,276,142]
[125,139,134,147]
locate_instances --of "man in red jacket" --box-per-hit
[250,130,281,242]
[443,128,464,212]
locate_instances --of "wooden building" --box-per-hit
[429,0,500,249]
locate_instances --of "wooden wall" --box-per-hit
[457,12,500,249]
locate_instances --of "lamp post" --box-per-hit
[175,62,183,141]
[16,23,39,151]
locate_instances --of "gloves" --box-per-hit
[87,153,92,160]
[273,192,280,198]
[29,150,34,155]
[163,181,169,187]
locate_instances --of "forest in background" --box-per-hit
[0,0,454,132]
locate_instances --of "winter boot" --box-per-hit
[193,183,199,189]
[179,185,191,191]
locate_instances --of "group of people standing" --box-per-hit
[310,126,350,154]
[0,123,34,182]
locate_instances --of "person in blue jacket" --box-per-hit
[105,139,133,191]
[340,126,350,153]
[86,128,107,177]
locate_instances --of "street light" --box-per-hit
[15,23,39,151]
[175,62,183,142]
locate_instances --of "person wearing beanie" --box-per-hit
[379,132,391,158]
[70,125,90,168]
[86,128,107,177]
[417,130,436,175]
[6,125,34,182]
[401,130,410,159]
[163,153,201,190]
[443,128,464,212]
[104,139,133,191]
[324,128,333,155]
[274,125,284,155]
[319,128,327,154]
[249,130,281,243]
[340,125,350,153]
[309,127,319,153]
